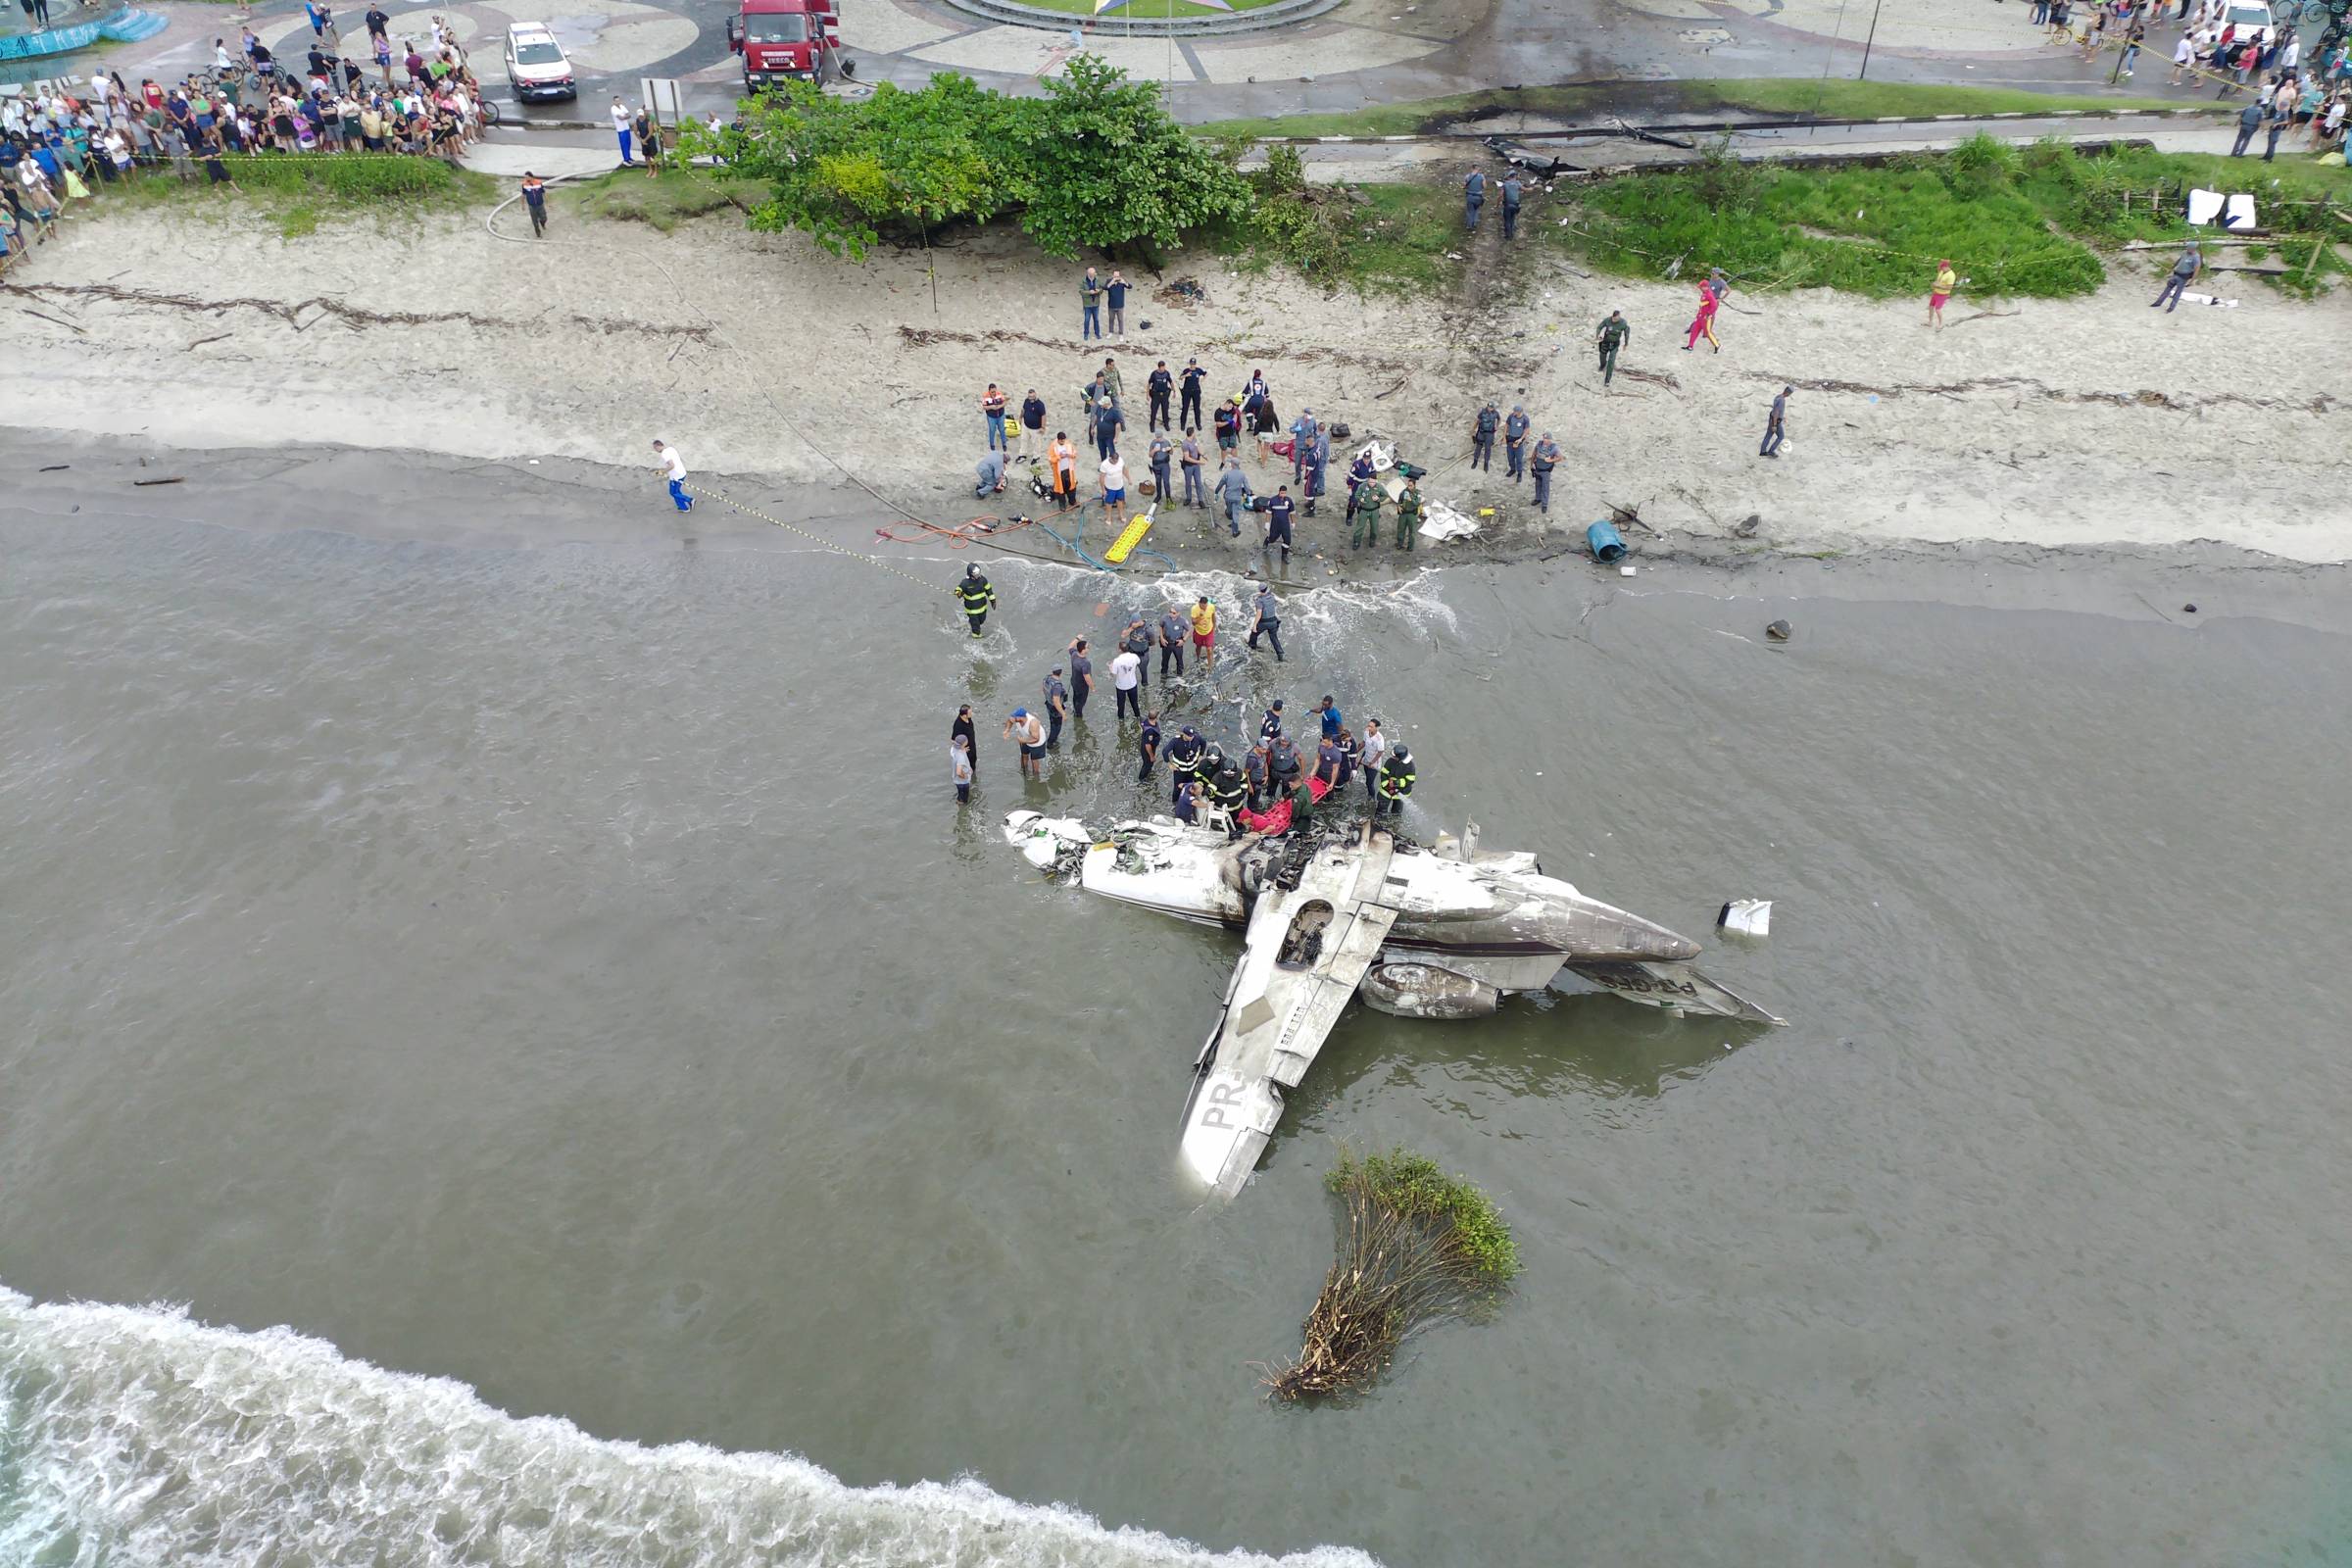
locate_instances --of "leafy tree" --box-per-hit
[683,75,1024,259]
[681,56,1249,263]
[1013,55,1251,262]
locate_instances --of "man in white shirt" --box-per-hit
[1358,719,1388,804]
[1099,451,1128,525]
[1109,644,1144,721]
[1004,708,1047,780]
[651,440,693,512]
[612,96,634,165]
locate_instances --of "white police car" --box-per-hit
[503,24,576,102]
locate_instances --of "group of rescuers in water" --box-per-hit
[952,564,1415,833]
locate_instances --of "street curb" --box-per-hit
[936,0,1340,36]
[1240,105,2232,144]
[491,103,2232,140]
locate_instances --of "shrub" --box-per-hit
[696,56,1246,262]
[1262,1148,1517,1401]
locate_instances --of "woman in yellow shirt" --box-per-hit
[1929,259,1957,329]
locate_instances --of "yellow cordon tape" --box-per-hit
[680,481,954,595]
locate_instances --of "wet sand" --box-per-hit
[4,205,2349,565]
[13,430,2348,641]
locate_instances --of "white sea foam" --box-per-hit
[0,1284,1381,1568]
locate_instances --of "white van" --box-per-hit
[503,24,576,102]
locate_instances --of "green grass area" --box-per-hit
[1558,134,2352,299]
[1687,77,2206,121]
[1207,143,1464,294]
[1187,76,2217,139]
[567,166,766,232]
[99,154,492,238]
[1345,182,1464,292]
[1191,85,1610,141]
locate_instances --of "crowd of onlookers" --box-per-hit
[2031,0,2352,148]
[2,6,491,270]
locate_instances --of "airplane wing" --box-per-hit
[1178,827,1399,1199]
[1563,959,1786,1026]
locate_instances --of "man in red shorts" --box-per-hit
[1189,595,1217,671]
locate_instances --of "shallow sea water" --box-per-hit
[3,507,2349,1567]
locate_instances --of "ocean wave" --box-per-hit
[0,1284,1380,1568]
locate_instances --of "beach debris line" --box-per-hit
[1264,1149,1519,1402]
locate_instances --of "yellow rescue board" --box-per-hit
[1102,514,1153,564]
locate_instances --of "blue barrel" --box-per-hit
[1586,521,1627,564]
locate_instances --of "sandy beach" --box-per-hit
[5,203,2348,563]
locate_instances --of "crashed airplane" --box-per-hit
[1004,811,1782,1200]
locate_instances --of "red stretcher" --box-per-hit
[1236,775,1334,835]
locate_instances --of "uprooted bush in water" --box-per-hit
[1263,1148,1519,1402]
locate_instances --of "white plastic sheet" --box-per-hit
[1418,502,1481,542]
[2186,188,2259,229]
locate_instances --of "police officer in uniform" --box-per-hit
[1136,710,1161,783]
[1530,433,1561,514]
[1503,404,1531,481]
[1264,485,1296,566]
[1244,740,1271,814]
[1267,733,1303,805]
[1350,474,1384,550]
[1157,605,1189,681]
[1147,361,1175,431]
[1594,310,1630,387]
[1121,616,1153,694]
[1395,476,1423,553]
[1148,431,1175,513]
[1376,744,1415,818]
[1178,356,1207,430]
[1248,584,1284,662]
[1470,401,1500,470]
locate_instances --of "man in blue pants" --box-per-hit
[1080,267,1103,340]
[2151,240,2200,311]
[652,440,692,512]
[2230,97,2264,155]
[1530,433,1560,514]
[1214,458,1251,537]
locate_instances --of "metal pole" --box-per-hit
[1814,0,1855,130]
[1857,0,1886,80]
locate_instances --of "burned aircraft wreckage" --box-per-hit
[1004,810,1781,1199]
